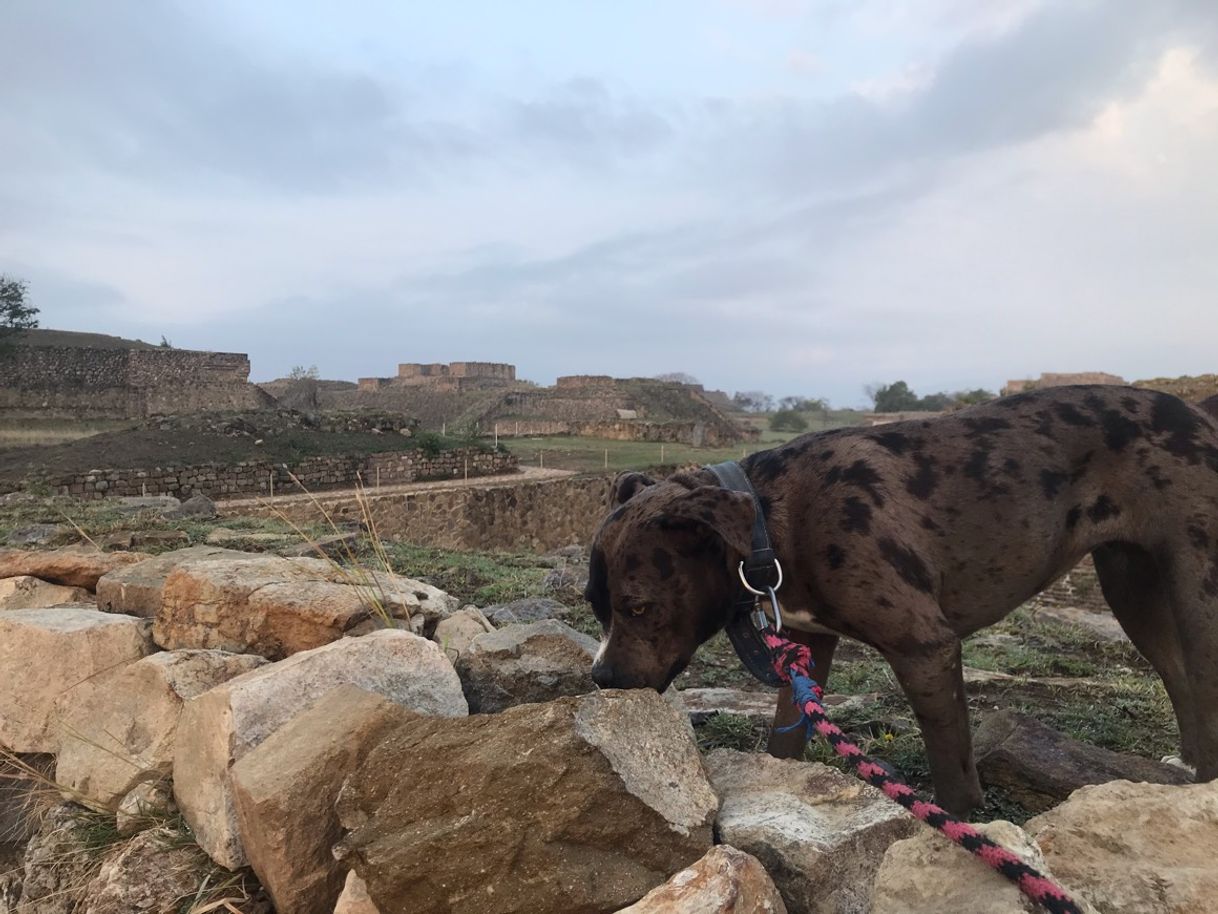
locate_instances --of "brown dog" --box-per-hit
[585,385,1218,814]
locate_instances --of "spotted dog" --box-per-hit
[585,385,1218,815]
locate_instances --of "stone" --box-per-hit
[116,781,174,837]
[680,688,780,726]
[155,554,456,657]
[615,845,789,914]
[707,749,920,914]
[0,576,91,610]
[1033,606,1128,643]
[432,605,494,660]
[482,596,572,626]
[455,619,599,712]
[205,527,287,546]
[129,529,190,549]
[0,608,154,753]
[871,820,1088,914]
[231,686,415,914]
[279,531,362,559]
[15,804,94,914]
[94,545,250,617]
[335,689,718,914]
[1027,779,1218,914]
[5,525,68,548]
[0,546,149,590]
[173,629,466,869]
[334,871,381,914]
[80,827,207,914]
[974,710,1190,813]
[163,494,217,519]
[56,650,268,806]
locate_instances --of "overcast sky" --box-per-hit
[2,1,1216,406]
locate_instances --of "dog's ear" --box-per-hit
[610,471,657,507]
[651,485,755,558]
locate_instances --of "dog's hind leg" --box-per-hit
[883,634,982,816]
[1162,547,1218,782]
[767,631,838,759]
[1093,542,1200,766]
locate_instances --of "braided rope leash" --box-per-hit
[761,629,1084,914]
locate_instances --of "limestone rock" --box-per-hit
[0,546,149,590]
[232,686,416,914]
[116,781,174,837]
[335,689,718,914]
[0,608,154,753]
[56,650,267,806]
[163,493,217,519]
[432,605,494,660]
[15,804,94,914]
[81,828,203,914]
[95,546,250,617]
[0,576,91,610]
[154,554,455,657]
[1032,606,1128,643]
[974,710,1190,813]
[116,495,181,514]
[872,820,1086,914]
[482,596,572,626]
[129,530,190,549]
[680,688,779,726]
[4,525,68,548]
[334,871,381,914]
[616,845,788,914]
[707,750,920,914]
[1027,779,1218,914]
[204,527,287,546]
[173,629,466,869]
[455,619,598,712]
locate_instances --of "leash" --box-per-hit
[705,461,1086,914]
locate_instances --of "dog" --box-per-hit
[585,385,1218,815]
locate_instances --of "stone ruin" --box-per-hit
[1002,372,1126,396]
[357,361,517,394]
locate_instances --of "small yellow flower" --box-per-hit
[883,732,895,742]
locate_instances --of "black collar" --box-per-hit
[706,460,785,687]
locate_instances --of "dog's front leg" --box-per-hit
[885,638,983,816]
[767,631,838,759]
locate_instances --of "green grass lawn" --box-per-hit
[502,431,798,474]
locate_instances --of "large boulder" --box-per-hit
[56,650,268,806]
[335,689,719,914]
[615,845,788,914]
[706,750,920,914]
[432,606,494,660]
[155,554,457,658]
[871,820,1087,914]
[173,629,466,869]
[974,710,1190,812]
[0,546,149,590]
[0,608,154,753]
[95,545,250,617]
[0,576,91,610]
[1027,779,1218,913]
[455,619,598,712]
[231,686,416,914]
[163,493,217,519]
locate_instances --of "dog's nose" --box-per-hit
[591,663,616,689]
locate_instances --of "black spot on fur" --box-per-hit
[747,450,788,484]
[874,432,910,455]
[624,553,642,572]
[1039,469,1069,500]
[1086,495,1122,524]
[823,465,842,487]
[963,446,990,482]
[1085,394,1142,452]
[920,515,942,533]
[1065,505,1082,529]
[840,496,872,535]
[963,417,1012,435]
[1002,458,1022,478]
[826,544,846,570]
[820,450,834,460]
[878,537,935,594]
[1188,526,1210,550]
[651,548,674,581]
[1070,451,1093,483]
[842,460,885,507]
[1121,396,1140,414]
[1146,464,1172,490]
[905,454,938,500]
[1033,411,1055,438]
[1151,393,1203,459]
[877,596,894,609]
[1055,403,1094,427]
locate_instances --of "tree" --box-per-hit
[953,388,996,406]
[159,335,174,349]
[654,372,700,385]
[770,409,809,432]
[871,381,920,412]
[778,395,828,412]
[288,365,320,381]
[732,390,774,413]
[0,275,39,343]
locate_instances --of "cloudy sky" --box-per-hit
[2,1,1216,406]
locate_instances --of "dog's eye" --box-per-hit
[629,604,648,617]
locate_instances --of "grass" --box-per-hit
[502,433,798,474]
[0,418,134,450]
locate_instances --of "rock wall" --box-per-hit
[43,449,517,501]
[241,472,614,552]
[0,345,272,419]
[1029,554,1107,613]
[488,418,744,446]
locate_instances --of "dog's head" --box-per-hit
[584,471,756,692]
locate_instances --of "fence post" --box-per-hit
[604,448,608,470]
[376,466,381,490]
[539,450,544,469]
[494,424,499,448]
[269,472,274,502]
[660,443,665,464]
[464,457,469,481]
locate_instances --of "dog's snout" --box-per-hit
[591,663,617,689]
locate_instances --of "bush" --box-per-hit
[770,409,809,433]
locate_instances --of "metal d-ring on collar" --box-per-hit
[737,558,784,632]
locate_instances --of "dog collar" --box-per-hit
[706,460,786,687]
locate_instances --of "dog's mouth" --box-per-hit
[590,655,689,693]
